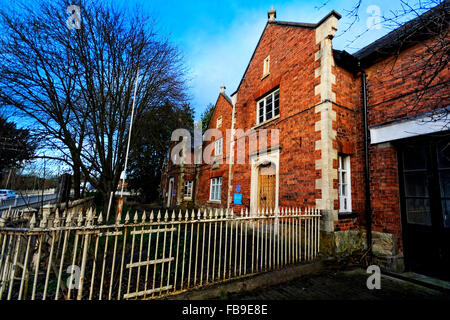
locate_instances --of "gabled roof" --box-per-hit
[219,92,233,106]
[355,1,449,67]
[203,91,233,132]
[231,11,342,96]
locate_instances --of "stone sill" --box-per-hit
[252,114,280,130]
[207,200,221,204]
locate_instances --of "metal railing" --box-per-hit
[0,207,321,300]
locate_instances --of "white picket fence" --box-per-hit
[0,207,321,300]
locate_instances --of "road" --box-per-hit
[0,193,57,211]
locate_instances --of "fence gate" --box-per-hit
[123,223,176,299]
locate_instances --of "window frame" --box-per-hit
[183,180,193,200]
[214,137,223,156]
[338,155,352,213]
[263,56,270,76]
[216,116,222,128]
[257,89,279,125]
[209,177,222,202]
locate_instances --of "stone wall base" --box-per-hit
[320,229,367,256]
[320,229,405,273]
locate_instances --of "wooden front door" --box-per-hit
[258,163,276,212]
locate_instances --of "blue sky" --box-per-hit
[129,0,418,121]
[1,0,426,177]
[2,0,421,122]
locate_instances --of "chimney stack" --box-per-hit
[268,6,276,21]
[220,84,226,94]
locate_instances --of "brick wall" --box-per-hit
[230,22,322,212]
[332,63,365,231]
[195,93,233,208]
[365,37,450,254]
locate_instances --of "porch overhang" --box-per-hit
[369,106,450,144]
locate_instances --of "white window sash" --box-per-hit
[209,177,222,201]
[184,181,193,199]
[338,156,352,213]
[257,89,279,124]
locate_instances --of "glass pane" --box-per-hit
[403,145,427,170]
[266,95,272,120]
[439,170,450,198]
[215,182,219,200]
[404,173,429,197]
[259,101,264,113]
[274,91,279,116]
[437,142,450,169]
[441,200,450,228]
[406,198,432,226]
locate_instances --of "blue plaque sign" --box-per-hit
[233,193,242,205]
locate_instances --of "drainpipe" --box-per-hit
[227,94,237,210]
[361,70,373,263]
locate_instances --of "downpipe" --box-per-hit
[361,71,373,264]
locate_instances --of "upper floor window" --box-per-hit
[338,155,352,213]
[263,56,270,77]
[257,89,279,124]
[216,116,222,128]
[184,180,193,199]
[210,177,222,201]
[215,137,223,156]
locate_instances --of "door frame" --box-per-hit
[250,148,279,215]
[396,133,450,279]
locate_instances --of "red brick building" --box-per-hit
[160,140,197,208]
[195,87,234,208]
[161,4,449,279]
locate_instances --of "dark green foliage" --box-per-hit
[0,115,36,174]
[201,103,215,132]
[127,102,194,203]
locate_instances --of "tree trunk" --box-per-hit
[72,166,81,200]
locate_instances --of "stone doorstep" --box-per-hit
[161,258,329,300]
[382,271,450,294]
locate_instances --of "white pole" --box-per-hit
[121,68,140,197]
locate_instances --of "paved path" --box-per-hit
[229,268,449,300]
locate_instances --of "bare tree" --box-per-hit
[343,0,449,121]
[0,0,188,203]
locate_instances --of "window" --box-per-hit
[184,180,193,199]
[209,177,222,201]
[215,137,223,156]
[257,89,279,124]
[216,116,222,128]
[338,155,352,213]
[263,56,270,76]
